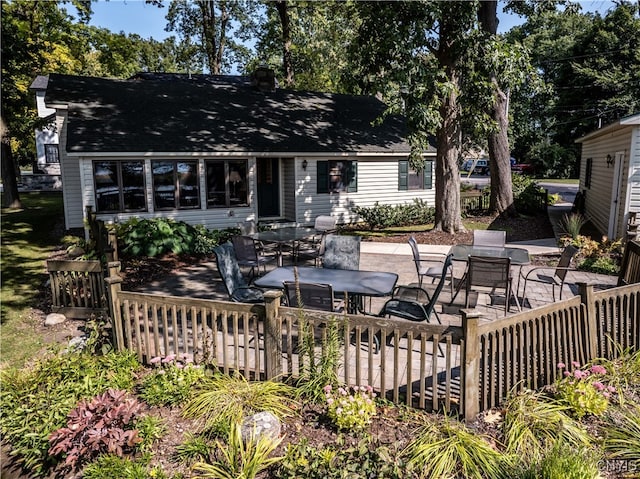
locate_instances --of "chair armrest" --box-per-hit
[521,266,576,280]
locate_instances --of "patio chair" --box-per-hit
[408,236,453,293]
[294,231,327,266]
[322,235,361,271]
[519,244,579,302]
[466,255,519,315]
[231,235,277,281]
[283,281,344,312]
[378,254,453,324]
[473,230,506,247]
[213,243,264,303]
[314,215,337,233]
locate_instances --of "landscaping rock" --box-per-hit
[67,245,85,258]
[45,313,67,326]
[241,411,281,442]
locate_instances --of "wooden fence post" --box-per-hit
[263,290,283,380]
[105,261,124,351]
[461,309,483,422]
[578,282,598,359]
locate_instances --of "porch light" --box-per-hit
[302,159,308,171]
[606,154,614,167]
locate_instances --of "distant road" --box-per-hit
[461,176,578,204]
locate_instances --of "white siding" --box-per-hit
[282,158,295,221]
[294,156,436,226]
[35,127,60,173]
[58,111,85,230]
[628,127,640,216]
[579,126,635,238]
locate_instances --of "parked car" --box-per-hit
[461,159,489,175]
[511,163,535,175]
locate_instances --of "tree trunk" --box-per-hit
[275,1,294,87]
[479,0,515,216]
[1,141,22,209]
[433,71,465,234]
[197,0,223,75]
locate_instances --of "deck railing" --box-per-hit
[105,262,640,419]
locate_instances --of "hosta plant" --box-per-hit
[48,389,143,470]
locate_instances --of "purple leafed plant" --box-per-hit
[48,389,142,470]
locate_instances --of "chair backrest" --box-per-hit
[323,235,361,270]
[314,215,337,232]
[555,244,579,281]
[283,281,335,312]
[239,220,257,235]
[467,255,511,290]
[231,235,258,262]
[408,236,421,266]
[380,254,453,322]
[213,243,248,297]
[473,230,506,247]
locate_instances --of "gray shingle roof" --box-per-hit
[44,73,422,154]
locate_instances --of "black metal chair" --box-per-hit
[408,236,453,293]
[466,255,519,315]
[213,243,264,303]
[283,281,344,312]
[378,254,453,324]
[473,230,506,247]
[322,235,361,270]
[294,231,327,266]
[520,244,579,302]
[231,235,277,281]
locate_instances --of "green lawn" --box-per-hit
[1,192,64,369]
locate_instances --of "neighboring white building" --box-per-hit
[576,112,640,239]
[30,75,61,175]
[37,72,437,231]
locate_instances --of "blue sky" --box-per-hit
[80,0,618,40]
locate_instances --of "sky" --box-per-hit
[80,0,620,40]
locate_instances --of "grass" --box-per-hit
[1,192,64,369]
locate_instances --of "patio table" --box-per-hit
[254,266,398,313]
[249,227,317,266]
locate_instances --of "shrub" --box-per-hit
[140,355,208,407]
[351,199,435,230]
[176,433,216,464]
[114,217,229,257]
[402,415,509,479]
[182,373,296,436]
[502,389,591,461]
[555,362,615,418]
[0,350,139,476]
[323,384,376,432]
[135,414,166,453]
[192,423,283,479]
[515,442,601,479]
[561,213,587,240]
[274,437,404,479]
[48,389,143,470]
[512,175,546,214]
[82,454,168,479]
[604,404,640,462]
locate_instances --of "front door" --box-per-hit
[257,158,280,218]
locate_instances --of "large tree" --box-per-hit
[352,1,482,233]
[0,0,91,208]
[165,0,259,74]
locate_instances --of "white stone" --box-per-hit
[240,411,281,442]
[45,313,67,326]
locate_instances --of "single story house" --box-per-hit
[576,112,640,239]
[34,71,436,232]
